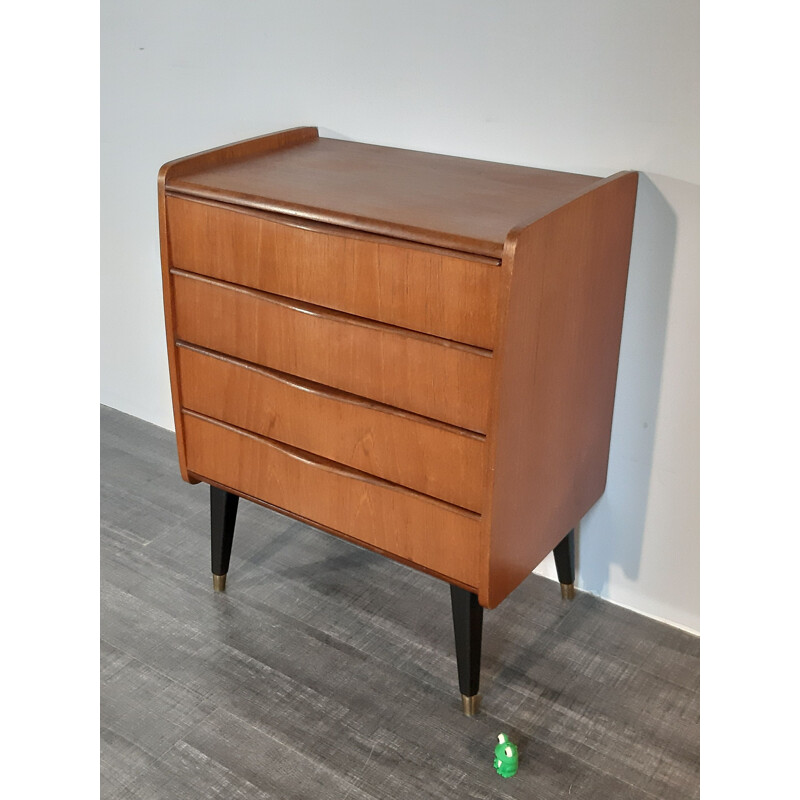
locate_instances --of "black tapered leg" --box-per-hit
[450,584,483,716]
[210,486,239,591]
[553,528,576,600]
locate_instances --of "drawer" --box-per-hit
[182,411,482,588]
[177,345,486,512]
[171,270,493,433]
[166,195,500,349]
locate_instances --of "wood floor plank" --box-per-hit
[100,405,699,799]
[111,740,279,800]
[181,707,380,800]
[100,640,216,795]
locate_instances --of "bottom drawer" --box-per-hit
[182,412,482,588]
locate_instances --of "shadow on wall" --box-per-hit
[576,174,677,595]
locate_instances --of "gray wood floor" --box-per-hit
[101,405,699,799]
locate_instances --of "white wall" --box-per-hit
[101,0,699,632]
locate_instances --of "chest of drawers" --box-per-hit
[158,126,638,714]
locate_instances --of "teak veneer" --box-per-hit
[158,126,638,714]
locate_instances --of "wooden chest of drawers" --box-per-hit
[158,127,638,713]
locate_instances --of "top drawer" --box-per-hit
[165,195,500,349]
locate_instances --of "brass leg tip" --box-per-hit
[212,574,227,592]
[560,582,575,600]
[461,694,481,716]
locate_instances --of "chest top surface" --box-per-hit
[165,134,601,258]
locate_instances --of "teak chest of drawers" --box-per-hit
[158,126,638,714]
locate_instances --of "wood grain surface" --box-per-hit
[171,270,493,433]
[177,344,486,512]
[158,128,320,483]
[482,172,639,607]
[167,195,500,349]
[166,133,601,258]
[181,411,482,588]
[159,126,319,184]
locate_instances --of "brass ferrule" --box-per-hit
[212,574,227,592]
[461,694,481,716]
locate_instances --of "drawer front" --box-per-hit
[177,345,486,512]
[166,195,500,349]
[183,412,482,588]
[172,270,492,433]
